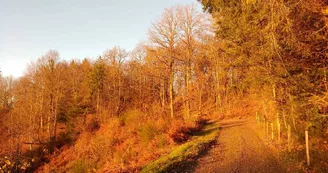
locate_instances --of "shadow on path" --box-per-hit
[171,118,286,173]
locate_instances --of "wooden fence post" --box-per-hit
[266,120,269,137]
[271,123,274,140]
[256,112,257,122]
[288,125,291,152]
[276,116,280,143]
[278,121,281,143]
[305,130,310,166]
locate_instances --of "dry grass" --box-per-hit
[140,121,220,173]
[35,105,205,172]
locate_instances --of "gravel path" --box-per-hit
[188,118,285,173]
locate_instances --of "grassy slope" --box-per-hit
[140,121,220,173]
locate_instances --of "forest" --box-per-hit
[0,0,327,172]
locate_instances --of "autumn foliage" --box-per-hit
[0,1,327,172]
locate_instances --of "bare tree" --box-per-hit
[38,50,62,140]
[148,6,181,118]
[176,4,211,118]
[103,46,127,116]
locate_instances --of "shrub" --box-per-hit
[56,132,74,147]
[154,134,169,148]
[167,120,191,143]
[86,118,100,132]
[137,121,158,144]
[119,109,144,126]
[90,136,108,156]
[70,159,88,173]
[154,117,170,133]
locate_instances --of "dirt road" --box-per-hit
[187,118,286,173]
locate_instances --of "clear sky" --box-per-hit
[0,0,202,77]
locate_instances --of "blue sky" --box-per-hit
[0,0,202,77]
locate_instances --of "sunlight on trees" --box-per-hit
[0,1,327,172]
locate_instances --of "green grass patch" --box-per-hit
[140,121,220,173]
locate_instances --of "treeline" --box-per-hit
[198,0,328,135]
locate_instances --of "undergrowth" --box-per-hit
[36,106,208,172]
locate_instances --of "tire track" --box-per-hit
[186,119,285,173]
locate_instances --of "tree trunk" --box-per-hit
[198,83,202,112]
[160,79,165,109]
[272,83,276,100]
[39,86,44,140]
[139,74,143,109]
[53,93,59,140]
[96,87,100,116]
[118,69,121,100]
[215,69,222,112]
[48,93,54,141]
[29,104,33,150]
[185,65,190,118]
[169,70,174,119]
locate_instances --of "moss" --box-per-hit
[140,122,220,173]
